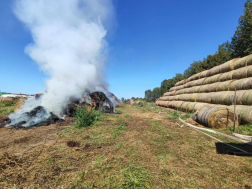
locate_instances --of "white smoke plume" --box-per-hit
[13,0,114,116]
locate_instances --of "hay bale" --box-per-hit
[164,91,176,96]
[234,57,246,70]
[196,105,238,129]
[216,80,234,91]
[193,86,202,93]
[206,82,219,92]
[203,74,221,85]
[219,71,234,82]
[179,94,190,101]
[189,93,200,102]
[232,66,248,79]
[196,93,212,103]
[209,65,221,76]
[199,70,209,78]
[246,65,252,77]
[175,89,185,95]
[228,105,252,124]
[241,90,252,105]
[181,101,190,111]
[172,101,185,110]
[186,102,197,112]
[175,79,185,87]
[219,59,237,73]
[186,86,196,94]
[193,102,208,112]
[211,91,231,105]
[199,84,209,93]
[229,78,252,91]
[185,80,195,88]
[246,54,252,66]
[193,78,207,87]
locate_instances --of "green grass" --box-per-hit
[224,124,252,135]
[74,106,101,128]
[120,164,151,189]
[113,124,127,137]
[0,100,17,116]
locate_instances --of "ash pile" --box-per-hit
[0,91,115,129]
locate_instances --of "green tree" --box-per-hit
[231,0,252,57]
[145,90,152,102]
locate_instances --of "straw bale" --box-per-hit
[211,91,230,105]
[199,84,209,93]
[219,71,233,82]
[216,80,234,91]
[193,86,202,93]
[246,65,252,77]
[175,89,184,95]
[189,93,200,102]
[209,65,221,76]
[219,59,236,73]
[241,90,252,105]
[164,91,176,96]
[228,105,252,124]
[175,79,185,87]
[203,74,221,84]
[196,105,238,129]
[232,66,248,79]
[172,101,185,110]
[199,70,209,78]
[186,102,197,112]
[206,82,219,92]
[179,94,190,101]
[193,102,207,112]
[169,87,176,92]
[196,93,212,103]
[234,56,247,70]
[246,54,252,66]
[192,78,207,87]
[181,101,190,111]
[185,80,195,88]
[186,87,196,94]
[229,78,252,91]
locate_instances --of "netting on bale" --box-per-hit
[175,79,185,87]
[199,84,210,93]
[186,102,197,112]
[229,78,252,91]
[247,54,252,66]
[219,59,237,73]
[241,90,252,105]
[199,70,209,78]
[189,93,200,102]
[203,74,221,85]
[196,105,238,129]
[164,91,176,96]
[181,101,190,111]
[193,86,202,93]
[232,66,248,79]
[193,102,207,112]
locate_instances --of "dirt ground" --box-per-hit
[0,104,252,188]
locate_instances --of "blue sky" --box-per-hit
[0,0,247,98]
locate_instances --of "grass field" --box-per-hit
[0,103,252,188]
[0,101,16,116]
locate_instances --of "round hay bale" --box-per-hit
[207,82,219,92]
[193,86,202,93]
[193,102,208,112]
[234,57,246,70]
[229,78,252,91]
[219,71,233,82]
[179,94,190,101]
[216,80,234,91]
[209,65,221,76]
[196,93,212,103]
[199,84,209,93]
[203,74,221,85]
[181,101,190,111]
[193,78,207,87]
[175,79,185,87]
[186,80,195,88]
[246,54,252,66]
[232,66,248,79]
[183,88,191,94]
[186,102,197,112]
[228,105,252,124]
[173,101,185,110]
[199,70,209,78]
[196,105,238,129]
[164,91,176,96]
[241,90,252,105]
[187,86,196,94]
[189,93,200,102]
[246,65,252,77]
[219,59,237,73]
[211,91,230,105]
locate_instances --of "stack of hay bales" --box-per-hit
[156,54,252,127]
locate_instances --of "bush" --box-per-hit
[74,106,100,128]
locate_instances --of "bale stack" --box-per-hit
[156,54,252,127]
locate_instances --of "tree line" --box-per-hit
[145,0,252,102]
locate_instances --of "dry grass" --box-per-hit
[0,103,252,188]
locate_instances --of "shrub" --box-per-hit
[74,106,100,128]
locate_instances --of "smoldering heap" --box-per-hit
[0,91,115,129]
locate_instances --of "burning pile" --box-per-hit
[0,91,115,129]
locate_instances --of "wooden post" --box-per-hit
[233,87,236,133]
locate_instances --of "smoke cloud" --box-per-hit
[14,0,114,116]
